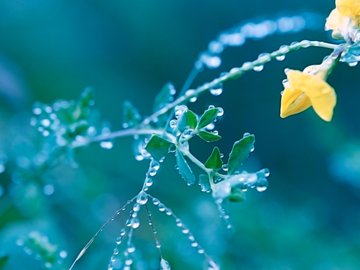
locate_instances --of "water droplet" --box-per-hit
[145,178,153,187]
[125,259,133,266]
[149,169,157,177]
[243,132,251,137]
[276,55,286,61]
[120,229,126,237]
[176,219,183,227]
[349,61,358,67]
[256,177,268,192]
[216,107,224,117]
[131,218,140,229]
[207,260,220,270]
[33,105,42,115]
[160,258,171,270]
[208,41,224,54]
[152,198,160,205]
[136,192,148,205]
[210,87,223,96]
[241,62,252,71]
[205,123,215,131]
[185,89,195,97]
[253,65,264,72]
[133,203,141,212]
[299,39,310,47]
[258,53,271,62]
[100,141,113,149]
[169,120,177,129]
[59,250,67,258]
[201,54,222,69]
[190,96,197,103]
[127,245,136,253]
[158,203,166,212]
[222,164,228,172]
[182,228,189,234]
[175,105,187,118]
[279,45,290,54]
[40,119,51,127]
[43,184,55,196]
[191,242,199,248]
[115,236,122,245]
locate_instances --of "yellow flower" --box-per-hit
[326,0,360,39]
[280,69,337,122]
[336,0,360,24]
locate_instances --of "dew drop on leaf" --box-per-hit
[100,141,113,149]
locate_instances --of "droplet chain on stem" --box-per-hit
[71,40,338,152]
[147,193,219,268]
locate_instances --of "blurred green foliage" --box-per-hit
[1,0,360,269]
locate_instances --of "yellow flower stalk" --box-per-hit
[326,0,360,39]
[280,68,337,122]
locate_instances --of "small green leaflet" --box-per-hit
[204,146,223,170]
[176,150,195,185]
[227,134,255,175]
[123,101,141,128]
[228,188,246,202]
[153,83,175,112]
[145,135,173,161]
[0,256,9,270]
[78,88,94,110]
[197,107,219,129]
[197,131,221,142]
[177,110,198,132]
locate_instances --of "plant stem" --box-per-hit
[141,40,338,125]
[71,128,176,148]
[181,149,210,174]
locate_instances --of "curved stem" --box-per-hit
[141,40,338,125]
[72,128,176,148]
[181,149,211,174]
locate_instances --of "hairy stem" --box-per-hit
[72,128,176,148]
[142,40,338,125]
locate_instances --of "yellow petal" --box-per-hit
[336,0,360,24]
[325,9,349,38]
[280,87,311,118]
[287,70,337,122]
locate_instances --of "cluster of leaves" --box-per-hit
[122,82,269,203]
[31,88,98,148]
[16,231,67,270]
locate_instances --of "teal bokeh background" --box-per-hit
[1,0,360,269]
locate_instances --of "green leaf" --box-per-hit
[228,188,246,202]
[176,150,196,185]
[197,131,221,142]
[74,88,95,120]
[177,110,198,132]
[227,134,255,175]
[153,82,175,112]
[145,135,173,161]
[78,88,95,109]
[197,107,219,129]
[0,255,9,269]
[123,101,141,128]
[204,147,223,170]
